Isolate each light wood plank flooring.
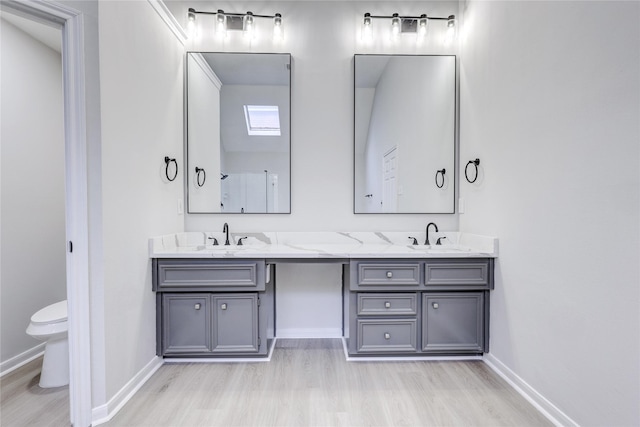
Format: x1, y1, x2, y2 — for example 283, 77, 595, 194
0, 356, 69, 427
1, 339, 552, 426
105, 339, 551, 427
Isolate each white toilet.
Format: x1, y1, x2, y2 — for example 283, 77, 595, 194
26, 300, 69, 388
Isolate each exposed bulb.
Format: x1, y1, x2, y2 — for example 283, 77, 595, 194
362, 13, 372, 41
418, 14, 427, 38
391, 13, 400, 37
187, 9, 197, 37
216, 10, 226, 37
244, 12, 255, 39
273, 13, 283, 40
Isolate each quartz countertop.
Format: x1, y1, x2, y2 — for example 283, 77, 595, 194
149, 232, 498, 259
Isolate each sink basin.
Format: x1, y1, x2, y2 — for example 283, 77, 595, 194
407, 244, 470, 253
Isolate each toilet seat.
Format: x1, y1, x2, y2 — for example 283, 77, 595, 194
30, 300, 67, 325
26, 300, 68, 339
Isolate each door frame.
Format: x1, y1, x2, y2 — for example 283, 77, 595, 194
1, 1, 92, 425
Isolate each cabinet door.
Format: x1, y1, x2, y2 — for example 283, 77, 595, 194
212, 294, 259, 353
162, 294, 211, 355
422, 293, 483, 353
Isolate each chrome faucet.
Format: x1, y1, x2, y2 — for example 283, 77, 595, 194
425, 222, 438, 246
222, 223, 230, 245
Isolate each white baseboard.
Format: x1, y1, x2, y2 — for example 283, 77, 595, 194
91, 356, 163, 426
0, 343, 45, 377
276, 328, 342, 339
483, 353, 578, 427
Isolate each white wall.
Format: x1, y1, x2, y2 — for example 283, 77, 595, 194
0, 18, 66, 368
98, 0, 184, 401
459, 1, 640, 425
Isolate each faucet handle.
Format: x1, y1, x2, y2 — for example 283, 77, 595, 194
436, 236, 447, 245
408, 237, 418, 245
237, 237, 248, 246
207, 237, 219, 245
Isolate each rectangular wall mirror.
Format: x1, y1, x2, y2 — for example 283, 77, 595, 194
187, 52, 291, 213
354, 54, 456, 214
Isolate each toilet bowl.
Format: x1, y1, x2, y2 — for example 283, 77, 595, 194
26, 300, 69, 388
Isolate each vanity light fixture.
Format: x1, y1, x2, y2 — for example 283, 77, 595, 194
361, 12, 455, 42
187, 8, 283, 40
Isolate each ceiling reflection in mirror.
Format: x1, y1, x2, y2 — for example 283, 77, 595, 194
354, 55, 455, 214
187, 52, 291, 213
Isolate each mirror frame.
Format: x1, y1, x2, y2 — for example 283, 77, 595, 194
185, 51, 292, 214
353, 54, 457, 214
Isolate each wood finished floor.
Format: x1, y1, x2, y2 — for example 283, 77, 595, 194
1, 339, 552, 426
106, 339, 551, 427
0, 356, 69, 427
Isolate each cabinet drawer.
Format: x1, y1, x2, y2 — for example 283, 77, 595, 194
425, 262, 488, 287
356, 262, 421, 287
357, 293, 418, 316
356, 319, 418, 353
156, 260, 265, 291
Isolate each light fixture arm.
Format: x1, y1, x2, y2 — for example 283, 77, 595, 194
188, 8, 281, 20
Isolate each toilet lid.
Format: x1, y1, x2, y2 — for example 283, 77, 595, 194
31, 300, 67, 324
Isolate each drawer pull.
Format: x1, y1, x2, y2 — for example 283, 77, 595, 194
384, 332, 391, 340
386, 271, 393, 278
384, 301, 391, 309
221, 303, 227, 310
432, 302, 439, 309
194, 303, 201, 310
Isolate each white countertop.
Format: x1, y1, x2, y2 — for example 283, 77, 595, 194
149, 231, 498, 259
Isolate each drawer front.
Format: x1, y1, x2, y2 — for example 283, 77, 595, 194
357, 263, 421, 287
425, 262, 488, 287
157, 260, 264, 290
356, 319, 418, 353
357, 293, 418, 316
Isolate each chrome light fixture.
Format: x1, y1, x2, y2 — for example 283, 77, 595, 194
361, 12, 456, 42
187, 8, 283, 40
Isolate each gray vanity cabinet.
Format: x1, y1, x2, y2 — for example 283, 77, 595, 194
153, 259, 274, 358
346, 258, 493, 357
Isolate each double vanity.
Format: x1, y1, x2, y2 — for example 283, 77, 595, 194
150, 231, 497, 360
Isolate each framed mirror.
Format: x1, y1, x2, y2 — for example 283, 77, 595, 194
354, 54, 456, 214
186, 52, 291, 213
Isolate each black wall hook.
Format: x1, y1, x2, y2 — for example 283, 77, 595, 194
164, 157, 178, 181
195, 167, 206, 187
465, 158, 480, 183
435, 168, 446, 188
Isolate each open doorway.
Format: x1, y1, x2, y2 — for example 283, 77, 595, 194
0, 2, 92, 426
1, 9, 68, 423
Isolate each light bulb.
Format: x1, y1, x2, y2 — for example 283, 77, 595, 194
418, 14, 427, 38
444, 15, 456, 44
187, 10, 197, 37
273, 13, 283, 40
362, 13, 372, 41
391, 13, 400, 38
216, 10, 226, 37
244, 12, 254, 39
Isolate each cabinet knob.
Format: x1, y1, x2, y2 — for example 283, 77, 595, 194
384, 301, 391, 309
432, 302, 439, 309
194, 303, 201, 310
384, 332, 391, 340
386, 271, 393, 278
221, 303, 227, 310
